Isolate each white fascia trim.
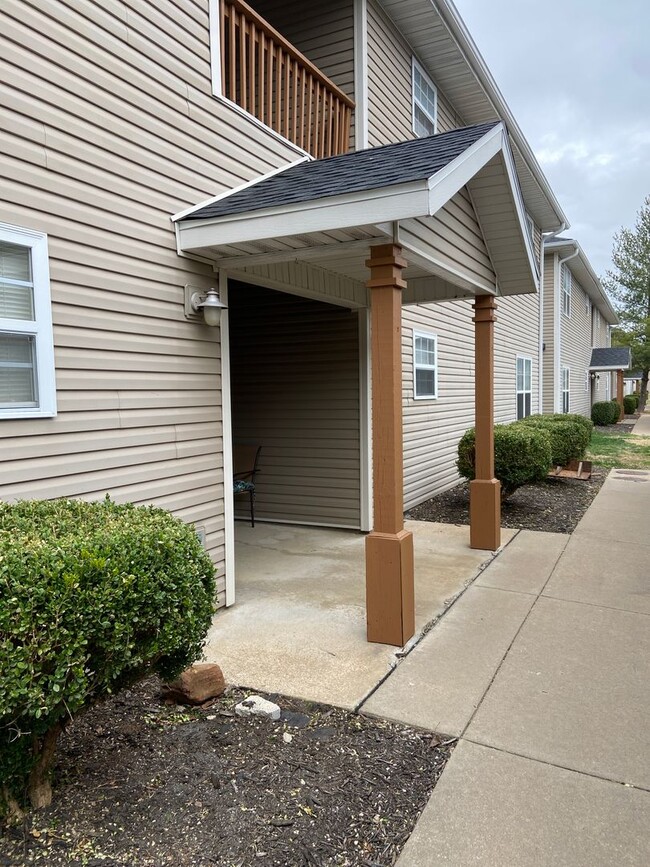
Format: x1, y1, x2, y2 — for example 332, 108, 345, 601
589, 365, 630, 372
178, 180, 431, 250
427, 123, 503, 213
354, 0, 369, 150
499, 130, 540, 288
171, 156, 311, 223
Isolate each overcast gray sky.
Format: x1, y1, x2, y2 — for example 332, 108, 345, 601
453, 0, 650, 278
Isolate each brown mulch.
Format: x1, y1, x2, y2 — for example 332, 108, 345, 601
0, 679, 452, 867
407, 466, 608, 534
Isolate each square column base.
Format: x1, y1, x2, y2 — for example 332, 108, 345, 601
470, 478, 501, 551
365, 529, 415, 647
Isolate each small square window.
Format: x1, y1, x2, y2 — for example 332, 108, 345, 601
413, 331, 437, 399
412, 58, 437, 138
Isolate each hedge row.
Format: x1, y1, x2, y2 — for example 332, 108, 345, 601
0, 498, 216, 814
457, 412, 593, 499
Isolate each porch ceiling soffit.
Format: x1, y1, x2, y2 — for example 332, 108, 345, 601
377, 0, 567, 232
174, 122, 537, 302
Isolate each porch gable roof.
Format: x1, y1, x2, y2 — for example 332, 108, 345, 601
178, 123, 498, 222
589, 347, 632, 371
174, 122, 539, 303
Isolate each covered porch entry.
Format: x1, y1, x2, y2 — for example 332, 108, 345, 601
174, 122, 538, 647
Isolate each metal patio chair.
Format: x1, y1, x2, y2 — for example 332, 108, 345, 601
233, 444, 262, 528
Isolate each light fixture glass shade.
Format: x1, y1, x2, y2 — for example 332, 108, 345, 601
193, 288, 226, 327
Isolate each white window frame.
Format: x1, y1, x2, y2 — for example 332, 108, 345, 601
584, 289, 590, 315
516, 355, 532, 419
561, 264, 571, 318
0, 223, 56, 418
596, 308, 601, 329
413, 330, 438, 400
561, 365, 570, 414
584, 370, 589, 393
412, 57, 437, 138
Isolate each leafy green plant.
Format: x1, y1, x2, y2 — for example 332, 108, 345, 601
0, 498, 215, 815
517, 415, 591, 466
591, 401, 620, 426
457, 424, 552, 499
624, 394, 637, 414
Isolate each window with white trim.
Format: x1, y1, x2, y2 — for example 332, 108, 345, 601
561, 265, 571, 317
0, 224, 56, 418
584, 289, 590, 315
413, 331, 437, 399
516, 355, 532, 419
561, 366, 570, 413
412, 58, 437, 138
584, 370, 589, 393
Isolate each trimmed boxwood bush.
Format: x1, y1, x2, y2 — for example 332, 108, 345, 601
624, 395, 637, 414
517, 414, 591, 466
0, 498, 215, 815
457, 423, 552, 499
591, 401, 619, 426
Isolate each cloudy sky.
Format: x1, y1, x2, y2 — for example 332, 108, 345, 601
453, 0, 650, 278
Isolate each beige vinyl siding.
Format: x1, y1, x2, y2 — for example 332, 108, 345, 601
253, 0, 355, 146
495, 294, 540, 421
367, 0, 463, 148
399, 189, 496, 293
402, 299, 475, 506
542, 253, 557, 413
559, 270, 592, 417
229, 282, 361, 528
0, 0, 302, 608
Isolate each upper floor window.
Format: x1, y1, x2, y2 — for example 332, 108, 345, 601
516, 356, 532, 419
412, 58, 437, 138
413, 330, 438, 399
595, 308, 601, 329
0, 224, 56, 418
561, 265, 571, 317
584, 289, 590, 315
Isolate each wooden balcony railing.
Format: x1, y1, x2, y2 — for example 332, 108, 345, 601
221, 0, 355, 158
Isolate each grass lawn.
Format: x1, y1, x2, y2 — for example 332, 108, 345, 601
587, 429, 650, 470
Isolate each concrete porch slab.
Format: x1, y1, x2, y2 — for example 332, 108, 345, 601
203, 521, 515, 709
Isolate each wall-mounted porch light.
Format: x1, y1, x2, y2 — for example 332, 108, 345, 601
186, 287, 227, 327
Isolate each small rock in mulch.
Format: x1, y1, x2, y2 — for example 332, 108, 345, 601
407, 466, 607, 534
162, 662, 226, 706
0, 679, 452, 867
235, 694, 282, 720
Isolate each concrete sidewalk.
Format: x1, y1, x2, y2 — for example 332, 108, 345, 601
362, 468, 650, 865
630, 408, 650, 436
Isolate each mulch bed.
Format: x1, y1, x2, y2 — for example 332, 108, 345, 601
407, 466, 608, 534
0, 679, 452, 867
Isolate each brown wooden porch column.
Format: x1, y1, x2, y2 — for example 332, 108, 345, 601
365, 244, 415, 647
470, 295, 501, 551
617, 370, 625, 421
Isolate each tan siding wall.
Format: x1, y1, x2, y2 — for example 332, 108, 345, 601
560, 270, 592, 417
591, 304, 613, 403
542, 252, 557, 413
229, 283, 361, 527
0, 0, 301, 608
366, 0, 463, 148
402, 290, 539, 508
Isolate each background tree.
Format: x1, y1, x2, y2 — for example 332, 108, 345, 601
604, 195, 650, 411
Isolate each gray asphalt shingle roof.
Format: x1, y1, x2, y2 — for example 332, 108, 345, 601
181, 122, 499, 222
590, 347, 632, 369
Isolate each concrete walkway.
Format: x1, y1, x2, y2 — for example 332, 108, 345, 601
631, 407, 650, 436
362, 468, 650, 865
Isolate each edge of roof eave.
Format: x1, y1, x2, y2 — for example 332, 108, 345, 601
544, 238, 619, 324
435, 0, 569, 231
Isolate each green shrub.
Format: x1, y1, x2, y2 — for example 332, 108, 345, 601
0, 498, 215, 814
591, 401, 619, 426
457, 424, 552, 499
610, 399, 623, 422
630, 394, 639, 409
624, 395, 637, 414
517, 415, 591, 466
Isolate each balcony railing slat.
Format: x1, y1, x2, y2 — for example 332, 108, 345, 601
222, 0, 353, 158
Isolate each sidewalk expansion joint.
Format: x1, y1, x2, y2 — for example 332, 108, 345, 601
461, 737, 650, 794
